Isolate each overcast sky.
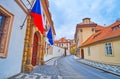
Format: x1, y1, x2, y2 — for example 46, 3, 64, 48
49, 0, 120, 40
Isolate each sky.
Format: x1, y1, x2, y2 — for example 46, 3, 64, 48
49, 0, 120, 40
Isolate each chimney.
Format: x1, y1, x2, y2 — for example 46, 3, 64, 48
83, 18, 91, 24
116, 18, 120, 22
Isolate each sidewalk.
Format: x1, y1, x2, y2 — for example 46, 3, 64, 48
74, 56, 120, 76
8, 57, 62, 79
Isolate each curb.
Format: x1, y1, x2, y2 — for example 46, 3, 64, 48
45, 56, 61, 64
77, 60, 120, 77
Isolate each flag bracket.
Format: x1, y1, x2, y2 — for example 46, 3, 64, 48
20, 15, 28, 29
20, 0, 33, 29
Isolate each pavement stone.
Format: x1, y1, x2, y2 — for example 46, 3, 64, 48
74, 56, 120, 76
9, 57, 62, 79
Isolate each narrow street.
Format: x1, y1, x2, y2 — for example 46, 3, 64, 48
11, 55, 120, 79
57, 56, 120, 79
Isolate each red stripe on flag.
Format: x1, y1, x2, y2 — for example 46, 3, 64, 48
30, 12, 45, 34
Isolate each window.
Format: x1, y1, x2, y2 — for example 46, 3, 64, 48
27, 0, 34, 5
87, 47, 90, 56
112, 24, 120, 31
0, 6, 14, 58
92, 28, 95, 32
105, 42, 112, 55
62, 43, 63, 46
80, 29, 82, 32
15, 0, 34, 14
0, 13, 5, 41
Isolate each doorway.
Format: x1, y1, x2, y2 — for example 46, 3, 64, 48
32, 33, 38, 66
81, 49, 84, 59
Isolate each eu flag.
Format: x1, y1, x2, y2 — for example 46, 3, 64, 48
47, 27, 54, 45
30, 0, 44, 34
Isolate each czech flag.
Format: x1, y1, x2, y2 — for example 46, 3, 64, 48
30, 0, 44, 34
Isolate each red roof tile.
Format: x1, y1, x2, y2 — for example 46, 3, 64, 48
81, 21, 120, 47
54, 37, 70, 44
95, 25, 105, 32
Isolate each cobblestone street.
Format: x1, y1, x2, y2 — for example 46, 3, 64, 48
9, 56, 120, 79
76, 56, 120, 76
9, 57, 62, 79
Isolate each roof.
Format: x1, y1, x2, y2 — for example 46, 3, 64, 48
54, 37, 70, 43
95, 25, 105, 32
77, 23, 97, 28
81, 20, 120, 47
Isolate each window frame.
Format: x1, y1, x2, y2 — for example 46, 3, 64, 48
105, 42, 113, 56
87, 47, 90, 56
0, 5, 14, 58
80, 29, 83, 32
15, 0, 34, 14
0, 13, 6, 40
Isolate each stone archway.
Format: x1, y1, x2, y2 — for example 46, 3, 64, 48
21, 15, 44, 72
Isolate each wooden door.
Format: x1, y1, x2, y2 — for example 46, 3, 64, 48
32, 33, 38, 66
81, 49, 84, 59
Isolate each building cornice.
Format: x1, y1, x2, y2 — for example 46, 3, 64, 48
77, 23, 97, 28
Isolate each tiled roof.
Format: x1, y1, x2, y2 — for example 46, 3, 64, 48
95, 25, 105, 32
77, 23, 97, 28
81, 20, 120, 47
54, 37, 70, 43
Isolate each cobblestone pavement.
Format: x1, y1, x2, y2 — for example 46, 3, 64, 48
74, 56, 120, 76
8, 56, 120, 79
9, 57, 62, 79
56, 57, 83, 79
56, 56, 120, 79
9, 72, 62, 79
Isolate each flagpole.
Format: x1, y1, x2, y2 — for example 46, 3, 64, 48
20, 16, 28, 29
20, 0, 33, 29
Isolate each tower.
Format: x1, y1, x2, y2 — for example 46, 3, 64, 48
75, 18, 97, 58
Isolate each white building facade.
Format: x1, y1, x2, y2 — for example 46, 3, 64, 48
54, 37, 71, 56
0, 0, 28, 78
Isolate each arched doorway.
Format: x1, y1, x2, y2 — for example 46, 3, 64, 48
81, 49, 84, 59
32, 32, 38, 66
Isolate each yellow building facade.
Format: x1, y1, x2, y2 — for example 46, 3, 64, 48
82, 37, 120, 66
75, 18, 120, 66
